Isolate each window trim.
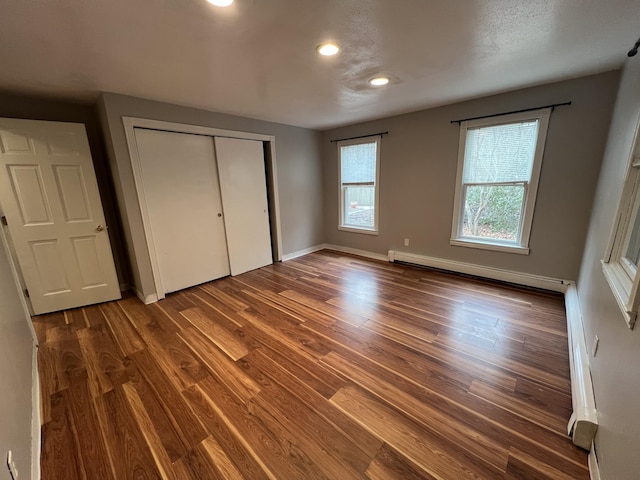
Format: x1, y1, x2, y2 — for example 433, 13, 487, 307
602, 116, 640, 329
337, 135, 381, 234
450, 108, 551, 253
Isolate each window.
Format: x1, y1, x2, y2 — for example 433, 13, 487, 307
451, 109, 551, 254
338, 136, 381, 234
602, 119, 640, 329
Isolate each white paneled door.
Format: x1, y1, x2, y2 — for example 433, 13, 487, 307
215, 137, 273, 275
0, 118, 120, 314
133, 128, 231, 293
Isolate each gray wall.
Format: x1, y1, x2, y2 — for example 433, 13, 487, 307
98, 93, 324, 299
0, 230, 35, 479
576, 58, 640, 480
322, 71, 620, 280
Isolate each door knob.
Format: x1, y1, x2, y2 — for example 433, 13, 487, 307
96, 224, 105, 232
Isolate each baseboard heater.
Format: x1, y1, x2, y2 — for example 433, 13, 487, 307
387, 250, 569, 292
388, 250, 597, 450
565, 285, 598, 450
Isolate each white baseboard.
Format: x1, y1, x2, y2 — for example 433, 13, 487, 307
281, 244, 327, 261
565, 284, 598, 450
282, 244, 389, 262
134, 288, 158, 305
589, 444, 601, 480
388, 250, 571, 292
31, 342, 40, 480
323, 244, 388, 262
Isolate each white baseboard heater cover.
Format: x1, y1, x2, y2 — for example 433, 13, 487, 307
387, 250, 569, 292
565, 285, 598, 450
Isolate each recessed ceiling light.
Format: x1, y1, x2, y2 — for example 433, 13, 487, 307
369, 76, 390, 86
207, 0, 233, 6
317, 43, 340, 56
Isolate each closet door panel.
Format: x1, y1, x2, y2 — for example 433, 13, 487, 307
214, 137, 273, 275
134, 128, 230, 293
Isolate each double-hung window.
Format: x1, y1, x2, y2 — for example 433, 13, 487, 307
338, 136, 381, 234
602, 118, 640, 329
451, 109, 551, 254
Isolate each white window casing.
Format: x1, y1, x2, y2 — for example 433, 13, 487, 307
450, 108, 551, 254
337, 135, 381, 235
602, 115, 640, 329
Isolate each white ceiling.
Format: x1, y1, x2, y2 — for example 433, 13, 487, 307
1, 0, 639, 130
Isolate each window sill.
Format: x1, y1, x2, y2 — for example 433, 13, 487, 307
601, 260, 637, 329
450, 238, 530, 255
338, 226, 379, 236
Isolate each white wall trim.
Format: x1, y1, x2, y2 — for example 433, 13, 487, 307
122, 116, 282, 302
388, 250, 571, 292
282, 244, 389, 262
565, 284, 598, 450
589, 444, 601, 480
324, 244, 389, 261
31, 343, 40, 480
122, 117, 273, 142
281, 244, 327, 261
133, 287, 158, 305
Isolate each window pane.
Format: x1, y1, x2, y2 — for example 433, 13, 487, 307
463, 121, 538, 183
341, 142, 377, 184
462, 185, 524, 241
344, 186, 375, 228
624, 201, 640, 270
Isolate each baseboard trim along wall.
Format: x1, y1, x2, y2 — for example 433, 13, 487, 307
282, 244, 388, 262
589, 444, 601, 480
324, 244, 389, 262
31, 342, 41, 480
565, 284, 598, 450
281, 244, 327, 261
133, 287, 158, 305
387, 250, 571, 292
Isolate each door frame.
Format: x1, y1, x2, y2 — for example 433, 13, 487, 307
122, 117, 283, 301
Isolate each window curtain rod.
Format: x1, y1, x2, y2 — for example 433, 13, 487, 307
450, 102, 571, 124
330, 131, 389, 143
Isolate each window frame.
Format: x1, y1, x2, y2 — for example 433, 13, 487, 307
450, 108, 551, 254
337, 135, 381, 235
602, 116, 640, 329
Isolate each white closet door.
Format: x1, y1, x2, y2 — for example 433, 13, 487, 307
134, 128, 230, 293
214, 137, 273, 275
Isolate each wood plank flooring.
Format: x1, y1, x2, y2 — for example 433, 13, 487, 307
35, 250, 589, 479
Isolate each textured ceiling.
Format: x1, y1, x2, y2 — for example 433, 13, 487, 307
0, 0, 638, 129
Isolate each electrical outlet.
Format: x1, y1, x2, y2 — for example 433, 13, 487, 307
404, 238, 410, 246
592, 335, 600, 357
6, 450, 18, 479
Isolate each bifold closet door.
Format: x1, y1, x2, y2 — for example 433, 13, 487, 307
214, 137, 273, 275
134, 128, 230, 293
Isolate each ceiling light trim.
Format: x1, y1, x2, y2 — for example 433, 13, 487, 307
369, 76, 390, 86
207, 0, 234, 7
317, 43, 340, 56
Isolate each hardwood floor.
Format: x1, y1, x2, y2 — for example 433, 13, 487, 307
34, 250, 589, 479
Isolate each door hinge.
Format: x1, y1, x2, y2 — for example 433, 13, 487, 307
1, 216, 7, 226
24, 288, 29, 298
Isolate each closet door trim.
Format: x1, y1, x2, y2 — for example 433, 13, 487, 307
122, 116, 282, 301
